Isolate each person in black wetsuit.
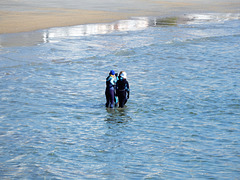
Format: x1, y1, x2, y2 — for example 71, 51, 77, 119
116, 71, 130, 108
105, 70, 117, 108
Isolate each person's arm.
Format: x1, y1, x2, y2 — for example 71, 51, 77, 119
110, 77, 115, 86
126, 81, 130, 99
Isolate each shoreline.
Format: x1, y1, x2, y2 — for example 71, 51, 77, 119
0, 0, 239, 34
0, 9, 135, 34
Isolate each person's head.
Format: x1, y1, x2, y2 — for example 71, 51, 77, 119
120, 71, 127, 79
109, 70, 115, 76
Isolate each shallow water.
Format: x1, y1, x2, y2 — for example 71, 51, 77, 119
0, 13, 240, 179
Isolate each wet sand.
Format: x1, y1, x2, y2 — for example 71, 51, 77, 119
0, 8, 134, 34
0, 0, 239, 34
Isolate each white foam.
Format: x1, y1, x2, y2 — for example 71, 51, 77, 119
184, 13, 240, 24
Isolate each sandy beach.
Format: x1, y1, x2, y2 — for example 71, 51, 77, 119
0, 0, 239, 34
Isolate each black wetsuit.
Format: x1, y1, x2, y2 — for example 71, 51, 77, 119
105, 75, 116, 108
116, 77, 130, 108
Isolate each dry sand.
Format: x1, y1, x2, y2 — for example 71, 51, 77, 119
0, 0, 239, 34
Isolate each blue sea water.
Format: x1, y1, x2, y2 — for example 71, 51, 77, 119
0, 13, 240, 179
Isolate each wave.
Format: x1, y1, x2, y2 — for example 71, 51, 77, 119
42, 13, 239, 43
166, 33, 240, 46
182, 13, 240, 25
114, 49, 136, 56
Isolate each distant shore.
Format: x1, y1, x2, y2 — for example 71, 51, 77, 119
0, 0, 239, 34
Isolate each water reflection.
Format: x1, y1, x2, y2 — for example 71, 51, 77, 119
0, 17, 149, 47
105, 108, 132, 124
0, 16, 189, 47
43, 16, 188, 42
0, 15, 180, 47
0, 31, 45, 47
43, 17, 150, 42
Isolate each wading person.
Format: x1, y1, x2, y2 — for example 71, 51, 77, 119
105, 70, 117, 108
116, 71, 130, 108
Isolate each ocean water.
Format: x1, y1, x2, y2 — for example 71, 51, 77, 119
0, 13, 240, 179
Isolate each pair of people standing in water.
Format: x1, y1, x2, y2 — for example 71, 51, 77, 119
105, 70, 130, 108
